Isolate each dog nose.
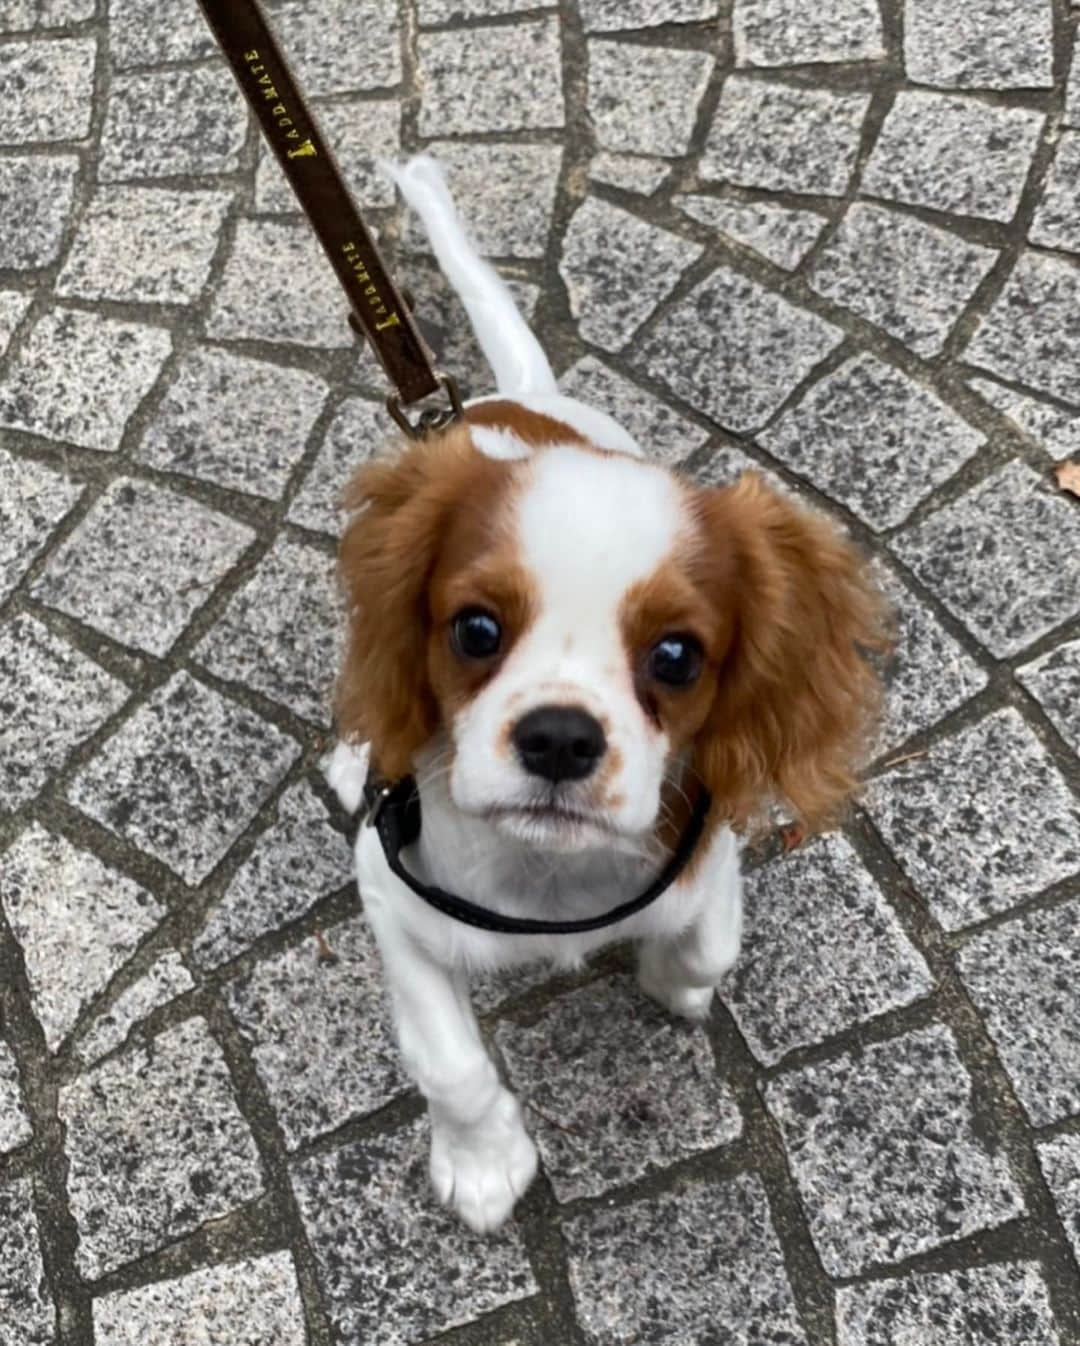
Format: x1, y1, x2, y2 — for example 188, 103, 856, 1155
512, 705, 607, 783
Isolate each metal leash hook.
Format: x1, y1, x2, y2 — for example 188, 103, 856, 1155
196, 0, 464, 440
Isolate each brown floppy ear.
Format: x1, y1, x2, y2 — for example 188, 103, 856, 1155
691, 472, 890, 834
336, 423, 485, 778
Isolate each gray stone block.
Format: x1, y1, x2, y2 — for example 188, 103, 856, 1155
496, 975, 742, 1201
1038, 1133, 1080, 1269
580, 0, 718, 27
559, 197, 703, 352
587, 39, 712, 157
0, 154, 78, 269
0, 615, 128, 813
0, 38, 95, 144
765, 1025, 1026, 1275
33, 477, 255, 658
108, 0, 218, 67
1031, 132, 1080, 254
968, 375, 1080, 460
889, 459, 1080, 658
702, 76, 870, 196
292, 1119, 536, 1342
637, 265, 844, 432
271, 0, 400, 95
69, 672, 299, 886
77, 953, 195, 1066
59, 1016, 265, 1279
723, 834, 933, 1066
903, 0, 1054, 89
759, 352, 984, 529
0, 1180, 54, 1346
1018, 638, 1080, 755
864, 708, 1080, 930
563, 1174, 807, 1345
0, 1040, 31, 1154
589, 152, 670, 195
287, 395, 384, 536
0, 446, 82, 605
734, 0, 884, 66
675, 193, 827, 270
0, 822, 164, 1053
226, 917, 409, 1148
0, 290, 31, 355
809, 203, 998, 356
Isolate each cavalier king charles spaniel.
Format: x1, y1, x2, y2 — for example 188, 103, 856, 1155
327, 156, 887, 1233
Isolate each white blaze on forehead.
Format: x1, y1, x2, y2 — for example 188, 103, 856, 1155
516, 446, 686, 610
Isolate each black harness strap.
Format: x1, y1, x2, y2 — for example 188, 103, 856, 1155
364, 776, 713, 936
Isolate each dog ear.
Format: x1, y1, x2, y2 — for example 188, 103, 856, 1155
336, 424, 487, 779
690, 473, 890, 833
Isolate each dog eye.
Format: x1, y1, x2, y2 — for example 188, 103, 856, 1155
648, 634, 703, 688
451, 608, 502, 659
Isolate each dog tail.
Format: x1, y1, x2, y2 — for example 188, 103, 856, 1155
383, 154, 558, 398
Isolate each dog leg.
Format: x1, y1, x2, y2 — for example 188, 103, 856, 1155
638, 868, 743, 1021
369, 912, 537, 1232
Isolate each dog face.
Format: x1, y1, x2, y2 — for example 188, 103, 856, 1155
337, 407, 886, 852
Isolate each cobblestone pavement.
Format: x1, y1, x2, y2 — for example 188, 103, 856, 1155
1, 0, 1079, 1342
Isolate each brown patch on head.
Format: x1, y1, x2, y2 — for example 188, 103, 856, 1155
336, 422, 535, 778
465, 399, 588, 448
687, 472, 890, 834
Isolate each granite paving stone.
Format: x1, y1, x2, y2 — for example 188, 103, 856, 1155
192, 781, 352, 970
967, 252, 1080, 402
579, 0, 718, 28
862, 90, 1043, 224
702, 76, 870, 197
1030, 132, 1080, 253
809, 203, 998, 356
32, 477, 255, 658
0, 615, 128, 813
68, 672, 300, 885
835, 1262, 1062, 1346
1069, 47, 1080, 128
59, 1016, 265, 1279
402, 142, 562, 259
0, 1180, 54, 1346
675, 193, 827, 269
417, 0, 540, 20
496, 975, 741, 1201
0, 38, 96, 144
93, 1251, 308, 1346
98, 66, 247, 182
586, 39, 713, 157
226, 917, 409, 1148
0, 307, 172, 451
286, 395, 384, 535
38, 0, 95, 22
889, 459, 1080, 658
0, 1041, 31, 1154
559, 354, 709, 463
588, 152, 671, 194
968, 375, 1080, 459
56, 187, 233, 306
207, 219, 353, 349
137, 346, 328, 500
0, 153, 78, 269
957, 898, 1080, 1126
0, 822, 164, 1053
255, 98, 400, 215
761, 352, 983, 529
1018, 638, 1080, 755
1038, 1133, 1080, 1268
76, 953, 195, 1065
0, 0, 36, 25
871, 561, 989, 751
107, 0, 218, 68
765, 1025, 1026, 1276
0, 290, 31, 355
733, 0, 884, 67
904, 0, 1054, 90
637, 265, 844, 431
563, 1174, 807, 1345
194, 536, 343, 724
271, 0, 401, 96
864, 708, 1080, 930
722, 835, 933, 1065
0, 447, 81, 605
292, 1119, 537, 1343
559, 197, 702, 352
417, 18, 564, 136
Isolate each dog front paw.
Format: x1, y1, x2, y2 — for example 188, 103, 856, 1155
429, 1091, 538, 1233
638, 945, 716, 1022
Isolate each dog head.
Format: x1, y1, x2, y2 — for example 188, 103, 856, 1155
337, 404, 887, 854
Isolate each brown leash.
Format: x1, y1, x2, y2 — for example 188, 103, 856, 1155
195, 0, 462, 438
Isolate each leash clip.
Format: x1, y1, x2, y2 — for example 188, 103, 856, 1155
387, 372, 464, 440
361, 779, 394, 829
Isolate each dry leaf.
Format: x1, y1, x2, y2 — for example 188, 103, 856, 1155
780, 823, 805, 853
1055, 459, 1080, 498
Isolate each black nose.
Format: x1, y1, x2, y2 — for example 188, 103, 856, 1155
512, 705, 607, 783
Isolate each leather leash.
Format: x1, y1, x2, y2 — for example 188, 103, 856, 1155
195, 0, 462, 438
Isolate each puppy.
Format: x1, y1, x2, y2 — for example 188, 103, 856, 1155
328, 157, 886, 1233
